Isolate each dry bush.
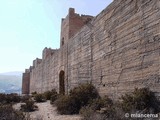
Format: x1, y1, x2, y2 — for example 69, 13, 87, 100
0, 93, 21, 104
55, 83, 99, 114
21, 99, 37, 112
0, 104, 25, 120
34, 93, 46, 103
50, 90, 58, 104
80, 96, 116, 120
55, 95, 76, 114
120, 87, 160, 113
80, 88, 160, 120
44, 89, 58, 100
21, 95, 30, 103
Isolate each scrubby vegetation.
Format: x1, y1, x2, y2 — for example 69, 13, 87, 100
0, 93, 39, 119
69, 83, 99, 107
0, 93, 21, 104
33, 93, 46, 102
119, 87, 160, 113
80, 87, 160, 120
55, 95, 76, 114
80, 96, 117, 120
50, 84, 160, 120
31, 91, 37, 97
1, 85, 159, 120
50, 89, 58, 104
32, 89, 58, 103
21, 95, 30, 103
44, 89, 58, 101
87, 96, 113, 111
0, 104, 25, 120
0, 93, 26, 120
55, 83, 99, 114
21, 99, 37, 112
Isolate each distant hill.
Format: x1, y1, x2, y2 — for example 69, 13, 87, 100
0, 71, 23, 94
0, 71, 22, 76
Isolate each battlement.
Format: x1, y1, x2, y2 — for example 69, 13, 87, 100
25, 69, 30, 73
68, 8, 75, 16
33, 58, 42, 68
60, 8, 94, 47
42, 47, 57, 59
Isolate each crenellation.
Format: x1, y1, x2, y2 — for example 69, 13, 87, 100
68, 8, 75, 16
42, 47, 55, 59
33, 58, 42, 68
25, 69, 30, 73
60, 8, 94, 48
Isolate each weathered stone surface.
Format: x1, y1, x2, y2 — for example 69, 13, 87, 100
22, 69, 30, 94
22, 0, 160, 99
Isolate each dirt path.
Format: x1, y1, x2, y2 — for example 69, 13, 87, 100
14, 101, 81, 120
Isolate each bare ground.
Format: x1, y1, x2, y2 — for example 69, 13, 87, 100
13, 101, 81, 120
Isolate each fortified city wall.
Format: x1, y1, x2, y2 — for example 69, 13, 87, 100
22, 0, 160, 99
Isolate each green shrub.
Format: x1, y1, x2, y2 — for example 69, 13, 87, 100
0, 93, 21, 104
79, 106, 95, 120
80, 88, 160, 120
55, 95, 77, 114
31, 91, 37, 95
6, 93, 21, 103
21, 95, 30, 103
44, 89, 58, 100
80, 96, 116, 120
34, 93, 46, 102
31, 91, 37, 97
0, 104, 25, 120
55, 83, 99, 114
88, 96, 113, 111
69, 83, 99, 107
21, 99, 37, 112
80, 106, 115, 120
50, 94, 58, 104
43, 91, 52, 100
120, 87, 160, 113
0, 93, 6, 103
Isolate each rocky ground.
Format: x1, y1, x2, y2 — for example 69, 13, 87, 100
14, 101, 81, 120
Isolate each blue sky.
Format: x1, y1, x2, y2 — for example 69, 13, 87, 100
0, 0, 112, 73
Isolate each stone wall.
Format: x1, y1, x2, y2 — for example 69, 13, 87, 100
60, 8, 93, 47
22, 0, 160, 99
29, 48, 60, 93
22, 69, 30, 94
90, 0, 160, 99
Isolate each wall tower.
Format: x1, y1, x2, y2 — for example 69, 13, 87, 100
60, 8, 94, 47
